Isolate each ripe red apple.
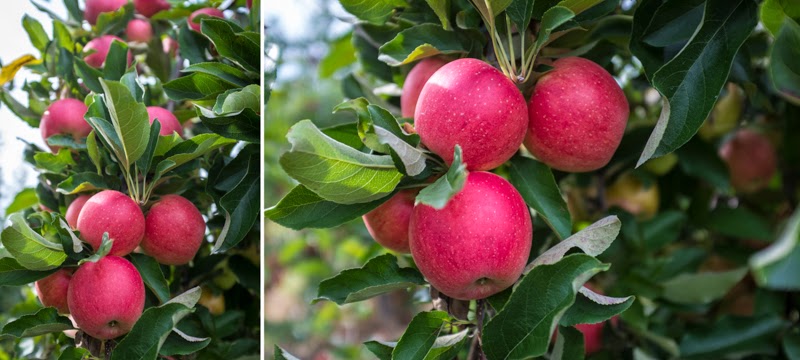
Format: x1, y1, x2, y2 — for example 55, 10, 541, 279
40, 98, 91, 153
68, 256, 144, 340
525, 57, 629, 172
65, 194, 92, 229
188, 8, 224, 32
247, 0, 253, 9
83, 35, 132, 68
141, 195, 206, 265
125, 19, 153, 43
400, 57, 448, 118
146, 106, 183, 137
77, 190, 145, 256
35, 268, 73, 314
719, 129, 777, 193
133, 0, 170, 17
363, 189, 417, 253
84, 0, 127, 25
409, 171, 532, 300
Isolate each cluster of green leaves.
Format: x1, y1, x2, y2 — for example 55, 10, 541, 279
267, 0, 800, 358
0, 0, 261, 358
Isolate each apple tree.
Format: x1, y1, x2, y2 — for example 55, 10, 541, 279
267, 0, 800, 358
0, 0, 260, 358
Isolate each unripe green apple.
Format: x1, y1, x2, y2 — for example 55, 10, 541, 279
141, 195, 206, 265
643, 153, 678, 176
605, 172, 660, 219
35, 268, 73, 314
400, 57, 448, 118
133, 0, 170, 17
83, 35, 132, 69
362, 189, 417, 253
146, 106, 183, 137
699, 83, 743, 140
40, 99, 91, 153
199, 287, 225, 315
126, 19, 153, 43
410, 172, 532, 300
84, 0, 127, 25
525, 57, 629, 172
65, 194, 92, 229
77, 190, 145, 256
68, 256, 144, 340
719, 129, 777, 193
415, 58, 528, 171
188, 8, 224, 32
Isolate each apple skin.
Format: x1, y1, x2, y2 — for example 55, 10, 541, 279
133, 0, 170, 17
141, 195, 206, 265
188, 8, 224, 32
84, 0, 127, 25
126, 19, 153, 43
699, 83, 743, 140
65, 194, 92, 229
400, 57, 448, 118
146, 107, 183, 137
410, 171, 532, 300
525, 57, 629, 172
415, 58, 528, 171
719, 129, 777, 193
247, 0, 253, 9
363, 189, 417, 253
605, 172, 659, 219
199, 287, 225, 315
68, 256, 144, 340
35, 268, 73, 314
83, 35, 132, 69
40, 99, 91, 153
77, 190, 145, 256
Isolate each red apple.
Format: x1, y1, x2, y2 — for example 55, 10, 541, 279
133, 0, 170, 17
65, 194, 92, 229
146, 106, 183, 137
84, 0, 127, 25
125, 18, 153, 43
162, 36, 179, 56
83, 35, 132, 68
363, 189, 417, 253
401, 57, 448, 118
141, 195, 206, 265
525, 57, 629, 172
77, 190, 145, 256
68, 256, 144, 339
410, 171, 532, 300
719, 129, 777, 193
247, 0, 253, 9
415, 58, 527, 171
35, 268, 73, 314
188, 8, 224, 32
40, 99, 91, 153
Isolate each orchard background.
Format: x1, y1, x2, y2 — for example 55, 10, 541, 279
266, 0, 800, 359
0, 0, 261, 359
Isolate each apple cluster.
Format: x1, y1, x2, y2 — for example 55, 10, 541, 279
31, 0, 220, 341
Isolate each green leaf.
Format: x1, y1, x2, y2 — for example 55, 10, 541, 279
279, 120, 403, 204
339, 0, 409, 24
200, 19, 260, 72
110, 288, 201, 360
392, 311, 450, 360
661, 268, 748, 305
482, 254, 608, 359
74, 58, 104, 93
164, 72, 239, 101
560, 288, 634, 326
212, 147, 260, 253
552, 326, 585, 360
0, 258, 56, 286
507, 0, 535, 31
707, 205, 772, 241
130, 253, 170, 304
0, 89, 41, 127
99, 79, 150, 169
0, 213, 66, 271
677, 138, 730, 190
34, 148, 76, 173
416, 146, 466, 210
784, 330, 800, 360
80, 234, 112, 263
530, 6, 576, 57
680, 315, 784, 359
213, 84, 261, 114
197, 107, 260, 143
135, 118, 161, 175
58, 347, 91, 360
0, 308, 73, 338
366, 329, 469, 360
93, 2, 134, 35
425, 0, 452, 30
768, 18, 800, 105
319, 33, 357, 78
56, 172, 109, 194
22, 15, 49, 52
528, 216, 620, 269
629, 0, 704, 78
750, 208, 800, 290
274, 345, 301, 360
378, 24, 484, 66
177, 22, 210, 65
103, 40, 129, 81
265, 185, 391, 230
159, 329, 211, 356
509, 155, 572, 240
152, 134, 237, 183
761, 0, 800, 36
182, 62, 252, 87
634, 0, 758, 165
5, 188, 38, 215
315, 254, 425, 305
